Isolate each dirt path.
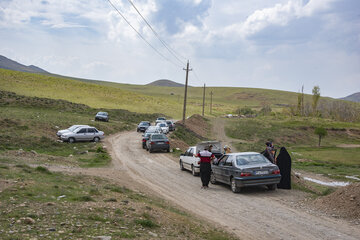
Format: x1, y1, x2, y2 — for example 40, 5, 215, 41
103, 131, 360, 240
211, 118, 239, 151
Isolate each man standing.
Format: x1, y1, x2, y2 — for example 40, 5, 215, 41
197, 145, 215, 189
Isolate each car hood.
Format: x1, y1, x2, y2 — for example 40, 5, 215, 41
57, 129, 70, 134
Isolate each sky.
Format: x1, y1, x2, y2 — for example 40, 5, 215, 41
0, 0, 359, 98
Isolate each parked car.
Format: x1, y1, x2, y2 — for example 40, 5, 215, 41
137, 121, 151, 132
56, 125, 89, 138
146, 133, 170, 153
142, 132, 153, 149
166, 120, 175, 131
210, 152, 281, 193
61, 126, 104, 143
155, 117, 166, 124
179, 141, 222, 176
145, 126, 163, 134
95, 112, 109, 122
156, 122, 169, 134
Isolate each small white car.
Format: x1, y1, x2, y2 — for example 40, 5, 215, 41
156, 122, 169, 134
179, 141, 222, 176
156, 117, 166, 124
61, 126, 104, 143
179, 146, 200, 176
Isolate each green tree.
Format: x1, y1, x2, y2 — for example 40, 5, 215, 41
312, 86, 320, 116
314, 127, 327, 147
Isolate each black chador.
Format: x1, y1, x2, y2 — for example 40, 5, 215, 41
276, 147, 291, 189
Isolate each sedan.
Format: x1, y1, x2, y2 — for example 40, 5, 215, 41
61, 126, 104, 143
95, 112, 109, 122
137, 121, 151, 132
56, 125, 89, 138
211, 152, 281, 193
156, 122, 169, 134
146, 133, 170, 153
155, 117, 166, 124
166, 120, 175, 131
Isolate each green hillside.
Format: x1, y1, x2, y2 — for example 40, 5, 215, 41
0, 68, 339, 118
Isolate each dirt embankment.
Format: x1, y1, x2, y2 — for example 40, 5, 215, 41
314, 183, 360, 220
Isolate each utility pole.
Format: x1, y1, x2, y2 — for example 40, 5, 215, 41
202, 84, 206, 116
210, 91, 213, 115
182, 60, 192, 122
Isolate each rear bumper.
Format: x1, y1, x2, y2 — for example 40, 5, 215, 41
234, 175, 281, 187
149, 144, 170, 151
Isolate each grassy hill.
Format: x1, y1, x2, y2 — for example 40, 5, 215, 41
0, 68, 340, 119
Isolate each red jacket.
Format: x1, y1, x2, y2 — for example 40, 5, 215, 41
197, 150, 214, 163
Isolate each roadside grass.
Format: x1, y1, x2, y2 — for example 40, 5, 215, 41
0, 91, 157, 167
225, 116, 360, 181
0, 165, 238, 240
171, 124, 203, 146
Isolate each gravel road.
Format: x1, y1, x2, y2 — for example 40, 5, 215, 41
105, 131, 360, 240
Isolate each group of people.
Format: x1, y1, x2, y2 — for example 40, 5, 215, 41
196, 142, 292, 190
262, 141, 292, 189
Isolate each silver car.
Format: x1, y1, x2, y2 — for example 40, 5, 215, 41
61, 126, 104, 143
56, 125, 89, 137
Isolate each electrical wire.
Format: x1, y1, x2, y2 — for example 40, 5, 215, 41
126, 0, 187, 66
106, 0, 183, 68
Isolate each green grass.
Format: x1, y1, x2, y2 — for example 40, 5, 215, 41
1, 68, 351, 119
225, 116, 360, 180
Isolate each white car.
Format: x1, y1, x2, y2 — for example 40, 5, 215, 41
61, 126, 104, 143
56, 125, 89, 138
155, 117, 166, 124
179, 141, 222, 176
179, 146, 200, 176
156, 122, 169, 134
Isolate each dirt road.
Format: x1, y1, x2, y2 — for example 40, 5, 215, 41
105, 131, 360, 240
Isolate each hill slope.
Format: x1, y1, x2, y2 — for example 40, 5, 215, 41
147, 79, 185, 87
0, 55, 48, 74
341, 92, 360, 102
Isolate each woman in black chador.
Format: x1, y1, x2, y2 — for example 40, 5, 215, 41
276, 147, 292, 189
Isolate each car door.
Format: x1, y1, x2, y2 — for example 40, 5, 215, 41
75, 127, 87, 141
87, 128, 96, 141
223, 155, 235, 184
183, 147, 193, 170
216, 155, 229, 183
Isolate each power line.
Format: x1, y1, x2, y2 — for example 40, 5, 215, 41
106, 0, 182, 68
126, 0, 187, 66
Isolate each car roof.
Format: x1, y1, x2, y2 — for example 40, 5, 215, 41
227, 152, 260, 156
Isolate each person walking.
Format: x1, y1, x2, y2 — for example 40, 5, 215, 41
197, 145, 215, 189
276, 147, 292, 189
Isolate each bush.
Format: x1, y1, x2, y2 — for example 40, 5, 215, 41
235, 106, 255, 116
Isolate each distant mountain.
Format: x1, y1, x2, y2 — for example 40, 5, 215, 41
0, 55, 48, 74
147, 79, 186, 87
340, 92, 360, 102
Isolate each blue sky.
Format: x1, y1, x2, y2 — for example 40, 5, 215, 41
0, 0, 359, 98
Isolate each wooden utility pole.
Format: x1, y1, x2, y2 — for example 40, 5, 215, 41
210, 91, 213, 114
182, 60, 192, 122
202, 84, 206, 116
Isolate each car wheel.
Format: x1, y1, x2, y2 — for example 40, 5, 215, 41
142, 144, 145, 149
68, 137, 75, 144
231, 178, 241, 193
267, 184, 277, 191
137, 129, 139, 132
149, 148, 153, 153
180, 161, 185, 171
210, 171, 217, 184
191, 165, 198, 176
166, 148, 170, 153
93, 137, 100, 142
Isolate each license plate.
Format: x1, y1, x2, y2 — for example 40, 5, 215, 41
255, 170, 268, 175
157, 142, 164, 144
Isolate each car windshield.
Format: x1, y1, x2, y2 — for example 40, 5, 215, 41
98, 112, 107, 116
236, 154, 270, 165
68, 125, 80, 131
157, 117, 165, 120
159, 123, 166, 127
140, 122, 150, 126
152, 134, 166, 140
144, 133, 152, 137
